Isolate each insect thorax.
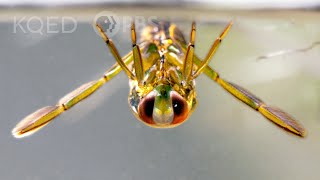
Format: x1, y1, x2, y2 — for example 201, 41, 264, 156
128, 22, 198, 121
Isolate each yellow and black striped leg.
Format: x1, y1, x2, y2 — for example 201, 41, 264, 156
193, 20, 233, 78
194, 57, 306, 137
216, 76, 306, 137
96, 23, 135, 80
131, 21, 144, 84
12, 53, 134, 138
183, 21, 196, 81
179, 21, 305, 137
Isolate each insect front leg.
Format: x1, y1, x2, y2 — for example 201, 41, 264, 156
192, 20, 233, 78
183, 21, 196, 81
96, 23, 135, 80
131, 21, 144, 84
12, 53, 133, 138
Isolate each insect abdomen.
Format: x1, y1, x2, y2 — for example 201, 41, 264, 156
141, 21, 187, 46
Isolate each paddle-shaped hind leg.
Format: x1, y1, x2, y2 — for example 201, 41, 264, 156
12, 49, 134, 139
193, 55, 306, 137
183, 21, 306, 137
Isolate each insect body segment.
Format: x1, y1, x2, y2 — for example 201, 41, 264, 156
12, 20, 306, 138
128, 21, 198, 128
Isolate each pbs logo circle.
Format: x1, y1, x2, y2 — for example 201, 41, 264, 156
93, 11, 120, 37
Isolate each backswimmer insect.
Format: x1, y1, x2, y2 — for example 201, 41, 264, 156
12, 20, 306, 138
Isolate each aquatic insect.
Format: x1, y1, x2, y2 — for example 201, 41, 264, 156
12, 21, 306, 138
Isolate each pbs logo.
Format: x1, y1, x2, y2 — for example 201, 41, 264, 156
93, 11, 120, 37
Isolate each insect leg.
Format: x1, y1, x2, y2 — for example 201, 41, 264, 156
131, 21, 144, 84
193, 21, 233, 78
193, 54, 306, 137
96, 23, 135, 80
183, 21, 195, 81
12, 53, 133, 138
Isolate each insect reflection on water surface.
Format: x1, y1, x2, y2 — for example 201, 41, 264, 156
12, 20, 306, 138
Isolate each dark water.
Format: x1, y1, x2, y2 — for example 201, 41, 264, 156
1, 9, 320, 180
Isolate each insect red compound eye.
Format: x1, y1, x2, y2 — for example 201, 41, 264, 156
171, 91, 189, 125
138, 92, 156, 125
